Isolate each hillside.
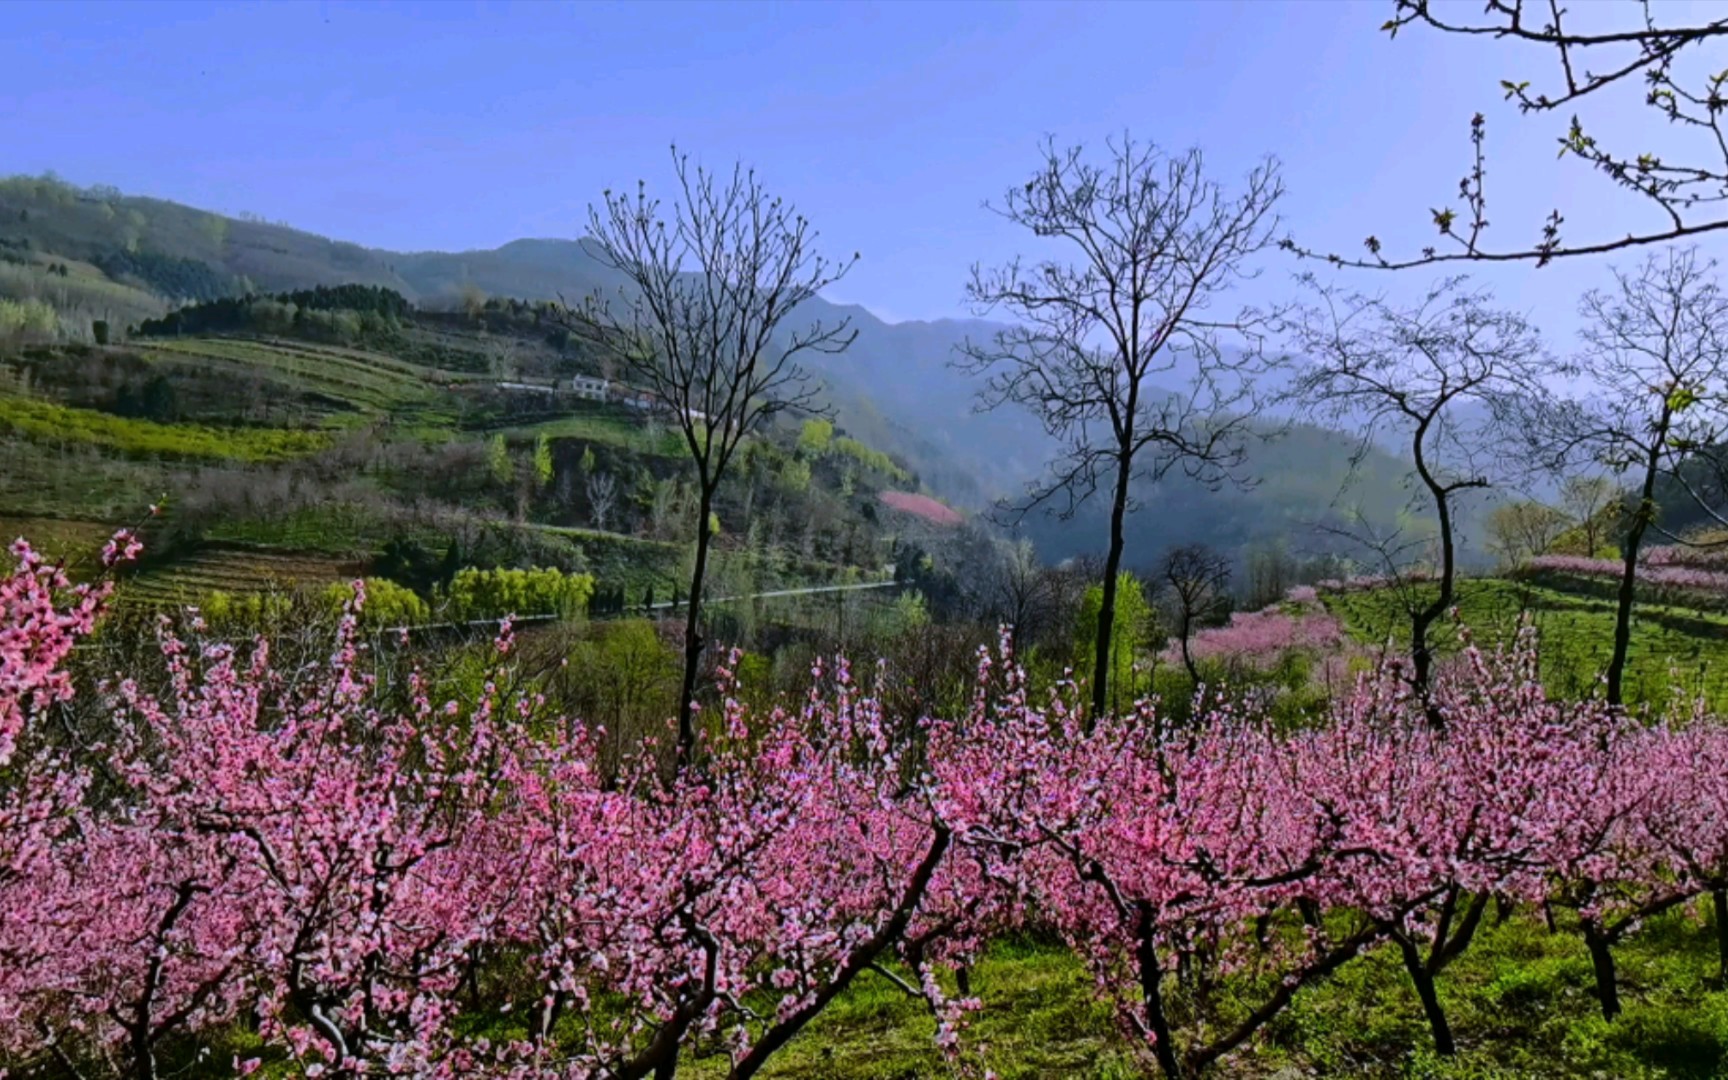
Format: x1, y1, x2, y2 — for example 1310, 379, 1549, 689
0, 172, 1483, 573
0, 282, 964, 623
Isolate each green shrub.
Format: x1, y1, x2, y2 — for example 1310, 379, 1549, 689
322, 578, 430, 629
442, 566, 595, 622
0, 297, 58, 340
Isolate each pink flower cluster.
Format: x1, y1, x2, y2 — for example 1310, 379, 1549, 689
1527, 553, 1728, 594
1315, 570, 1433, 594
1645, 544, 1728, 571
1165, 592, 1346, 671
6, 536, 1728, 1078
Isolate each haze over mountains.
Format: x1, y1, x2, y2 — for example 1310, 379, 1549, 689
1, 174, 1484, 570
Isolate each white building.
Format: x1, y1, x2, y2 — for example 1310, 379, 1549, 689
570, 375, 609, 402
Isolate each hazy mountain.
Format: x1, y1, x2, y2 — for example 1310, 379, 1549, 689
0, 173, 1490, 566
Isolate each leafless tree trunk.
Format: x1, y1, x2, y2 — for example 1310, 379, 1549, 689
955, 134, 1284, 723
1560, 474, 1620, 556
1286, 276, 1547, 711
1159, 543, 1231, 684
1532, 247, 1728, 706
561, 147, 858, 767
587, 469, 618, 531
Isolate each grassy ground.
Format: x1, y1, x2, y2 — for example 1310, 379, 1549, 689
1324, 578, 1728, 713
0, 394, 330, 461
198, 906, 1728, 1079
501, 409, 688, 456
675, 906, 1728, 1079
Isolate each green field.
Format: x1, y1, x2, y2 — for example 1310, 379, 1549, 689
670, 908, 1728, 1078
0, 395, 330, 461
119, 546, 361, 607
1324, 578, 1728, 712
500, 408, 688, 456
137, 336, 461, 427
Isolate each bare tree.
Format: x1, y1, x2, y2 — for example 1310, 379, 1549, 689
956, 134, 1284, 721
988, 536, 1067, 654
1285, 2, 1728, 269
1159, 543, 1232, 684
1486, 499, 1570, 568
1286, 276, 1547, 707
562, 147, 859, 766
1560, 474, 1620, 556
1533, 247, 1728, 705
587, 469, 618, 532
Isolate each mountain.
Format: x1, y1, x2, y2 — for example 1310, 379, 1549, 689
0, 173, 1486, 568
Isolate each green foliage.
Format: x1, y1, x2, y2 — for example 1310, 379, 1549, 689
441, 565, 594, 621
0, 297, 58, 339
797, 418, 834, 456
195, 589, 294, 628
777, 457, 811, 495
564, 619, 680, 752
486, 434, 512, 487
832, 435, 908, 480
135, 285, 410, 339
874, 588, 930, 638
1328, 577, 1728, 712
0, 396, 328, 461
93, 250, 242, 303
1075, 572, 1153, 705
321, 577, 430, 628
533, 434, 554, 488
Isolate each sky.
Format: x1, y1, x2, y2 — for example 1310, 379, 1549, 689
2, 0, 1723, 344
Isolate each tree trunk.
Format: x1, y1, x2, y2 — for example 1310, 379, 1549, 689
1133, 904, 1184, 1080
1394, 931, 1455, 1055
1583, 920, 1621, 1021
1494, 893, 1515, 926
677, 486, 716, 769
1608, 431, 1664, 707
1090, 451, 1134, 725
1714, 887, 1728, 987
1408, 417, 1458, 722
1409, 492, 1455, 715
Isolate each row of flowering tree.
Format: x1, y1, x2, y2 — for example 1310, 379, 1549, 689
6, 537, 1728, 1079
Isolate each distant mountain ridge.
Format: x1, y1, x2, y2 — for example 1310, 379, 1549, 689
0, 174, 1482, 567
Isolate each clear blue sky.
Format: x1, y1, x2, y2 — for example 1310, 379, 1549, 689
2, 0, 1721, 340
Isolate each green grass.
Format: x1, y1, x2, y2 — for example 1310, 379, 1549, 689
0, 395, 329, 462
1325, 578, 1728, 712
499, 409, 687, 456
684, 907, 1728, 1078
0, 436, 178, 520
136, 337, 457, 426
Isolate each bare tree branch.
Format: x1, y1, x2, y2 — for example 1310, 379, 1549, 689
1284, 1, 1728, 269
1530, 246, 1728, 704
558, 145, 860, 765
1284, 275, 1550, 708
954, 133, 1286, 720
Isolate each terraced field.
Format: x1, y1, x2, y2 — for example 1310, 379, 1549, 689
120, 546, 360, 607
137, 336, 459, 424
